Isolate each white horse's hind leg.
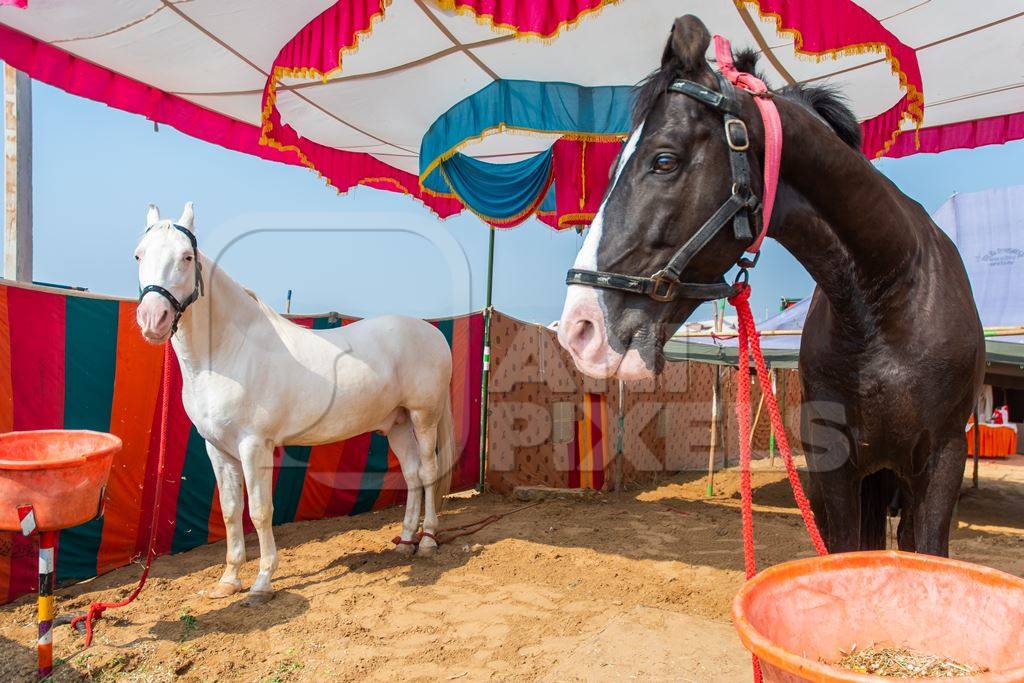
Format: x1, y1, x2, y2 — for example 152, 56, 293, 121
388, 419, 422, 556
410, 410, 441, 557
206, 443, 244, 599
239, 437, 278, 604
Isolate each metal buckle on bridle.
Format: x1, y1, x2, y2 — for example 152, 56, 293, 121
725, 118, 749, 151
736, 250, 760, 270
649, 270, 677, 302
733, 267, 750, 286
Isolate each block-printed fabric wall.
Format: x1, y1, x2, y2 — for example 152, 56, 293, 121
485, 311, 803, 494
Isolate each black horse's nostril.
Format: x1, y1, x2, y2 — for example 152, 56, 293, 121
567, 318, 596, 356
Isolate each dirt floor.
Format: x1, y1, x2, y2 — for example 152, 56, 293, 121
1, 457, 1022, 682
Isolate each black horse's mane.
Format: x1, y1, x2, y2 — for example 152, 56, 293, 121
632, 47, 862, 152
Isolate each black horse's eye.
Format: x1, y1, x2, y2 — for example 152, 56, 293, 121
652, 153, 679, 174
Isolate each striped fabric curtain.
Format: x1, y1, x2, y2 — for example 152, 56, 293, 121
0, 283, 483, 605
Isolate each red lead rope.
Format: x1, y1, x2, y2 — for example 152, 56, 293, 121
71, 342, 174, 646
729, 283, 828, 683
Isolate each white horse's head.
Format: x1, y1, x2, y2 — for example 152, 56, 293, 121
135, 202, 201, 344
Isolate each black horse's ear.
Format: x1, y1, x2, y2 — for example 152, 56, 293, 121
669, 15, 712, 76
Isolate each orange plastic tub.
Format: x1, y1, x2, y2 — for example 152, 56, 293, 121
733, 551, 1024, 682
0, 430, 121, 532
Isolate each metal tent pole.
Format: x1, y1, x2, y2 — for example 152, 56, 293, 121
477, 226, 496, 492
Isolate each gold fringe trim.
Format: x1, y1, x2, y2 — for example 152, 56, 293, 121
428, 0, 623, 43
256, 1, 461, 217
557, 212, 597, 228
258, 0, 632, 215
414, 0, 630, 186
257, 0, 632, 216
736, 0, 925, 157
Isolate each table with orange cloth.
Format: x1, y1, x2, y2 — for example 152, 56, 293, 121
966, 423, 1018, 458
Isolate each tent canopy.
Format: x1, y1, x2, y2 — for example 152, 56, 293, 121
2, 1, 1022, 227
666, 185, 1024, 371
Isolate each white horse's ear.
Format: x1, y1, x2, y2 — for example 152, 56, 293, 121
146, 204, 160, 227
178, 202, 195, 230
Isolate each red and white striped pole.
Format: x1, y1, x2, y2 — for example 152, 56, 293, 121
36, 531, 57, 678
17, 503, 56, 679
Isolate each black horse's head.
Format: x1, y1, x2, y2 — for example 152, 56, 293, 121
559, 13, 862, 381
559, 15, 755, 380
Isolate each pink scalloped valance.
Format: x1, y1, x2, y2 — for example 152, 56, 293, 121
0, 23, 298, 167
884, 113, 1024, 159
0, 20, 463, 220
431, 0, 620, 38
258, 0, 463, 218
742, 0, 924, 158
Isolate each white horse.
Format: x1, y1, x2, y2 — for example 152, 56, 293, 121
134, 203, 454, 604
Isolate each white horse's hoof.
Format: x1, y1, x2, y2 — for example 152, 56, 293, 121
415, 542, 437, 558
394, 542, 415, 556
206, 581, 242, 599
241, 590, 274, 607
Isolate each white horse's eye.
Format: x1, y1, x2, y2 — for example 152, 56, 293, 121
184, 255, 193, 262
134, 254, 140, 261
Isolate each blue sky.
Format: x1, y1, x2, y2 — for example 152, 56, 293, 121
10, 75, 1024, 323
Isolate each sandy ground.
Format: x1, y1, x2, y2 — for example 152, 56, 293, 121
1, 457, 1022, 682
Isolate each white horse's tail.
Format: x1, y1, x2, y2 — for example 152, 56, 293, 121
434, 392, 455, 509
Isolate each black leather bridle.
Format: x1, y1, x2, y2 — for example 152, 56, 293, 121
566, 72, 762, 302
138, 223, 204, 335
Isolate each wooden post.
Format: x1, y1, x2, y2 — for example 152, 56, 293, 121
4, 65, 32, 283
748, 384, 766, 449
713, 300, 727, 468
769, 371, 785, 468
614, 379, 624, 493
972, 403, 980, 489
706, 365, 720, 497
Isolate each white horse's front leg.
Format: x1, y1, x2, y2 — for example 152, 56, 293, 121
206, 443, 245, 599
239, 437, 278, 604
389, 421, 423, 556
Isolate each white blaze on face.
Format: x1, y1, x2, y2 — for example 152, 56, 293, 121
558, 123, 653, 380
571, 122, 645, 271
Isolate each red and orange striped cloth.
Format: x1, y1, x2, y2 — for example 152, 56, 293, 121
0, 282, 483, 605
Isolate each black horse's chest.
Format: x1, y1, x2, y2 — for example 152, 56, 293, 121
801, 340, 926, 460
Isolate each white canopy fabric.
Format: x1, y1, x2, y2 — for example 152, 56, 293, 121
2, 1, 1022, 223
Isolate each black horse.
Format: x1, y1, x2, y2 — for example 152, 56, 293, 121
557, 15, 984, 556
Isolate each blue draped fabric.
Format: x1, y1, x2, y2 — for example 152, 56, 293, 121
419, 79, 632, 223
540, 184, 556, 213
439, 148, 554, 225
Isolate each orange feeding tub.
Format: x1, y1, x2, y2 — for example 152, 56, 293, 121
0, 430, 120, 532
0, 429, 121, 679
733, 551, 1024, 682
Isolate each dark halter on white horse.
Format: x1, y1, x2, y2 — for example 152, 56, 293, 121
566, 72, 762, 303
138, 223, 204, 335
